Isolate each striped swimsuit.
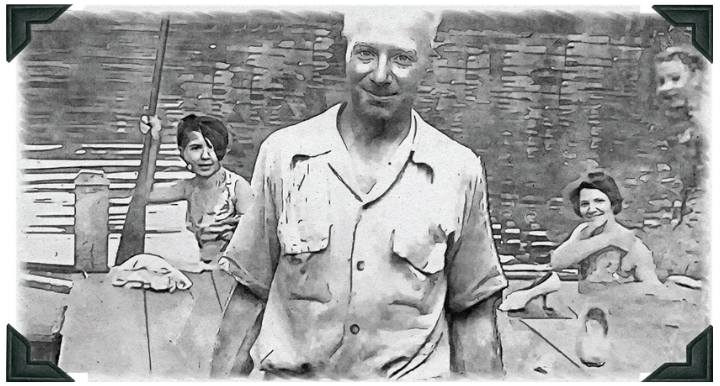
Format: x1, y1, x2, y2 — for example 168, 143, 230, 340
186, 169, 244, 261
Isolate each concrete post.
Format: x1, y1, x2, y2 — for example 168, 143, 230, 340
74, 170, 110, 273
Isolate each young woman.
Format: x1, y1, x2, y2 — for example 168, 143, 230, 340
130, 114, 253, 377
550, 172, 662, 294
142, 114, 253, 271
500, 171, 664, 313
497, 172, 705, 368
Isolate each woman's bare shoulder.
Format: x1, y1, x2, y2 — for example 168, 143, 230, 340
625, 234, 653, 264
180, 176, 196, 190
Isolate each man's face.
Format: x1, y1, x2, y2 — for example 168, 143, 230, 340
656, 57, 697, 109
345, 24, 431, 121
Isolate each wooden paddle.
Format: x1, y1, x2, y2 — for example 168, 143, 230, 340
115, 18, 171, 266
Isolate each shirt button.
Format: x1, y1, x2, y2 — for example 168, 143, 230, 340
356, 261, 365, 271
350, 324, 360, 334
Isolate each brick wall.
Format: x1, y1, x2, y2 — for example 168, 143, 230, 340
19, 9, 705, 278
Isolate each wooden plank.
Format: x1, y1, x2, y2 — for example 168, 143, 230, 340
22, 262, 81, 274
502, 264, 579, 281
505, 270, 579, 281
16, 286, 70, 338
496, 312, 585, 379
143, 271, 236, 379
520, 319, 583, 369
519, 284, 708, 380
19, 273, 74, 294
502, 264, 576, 273
59, 274, 150, 380
143, 281, 196, 378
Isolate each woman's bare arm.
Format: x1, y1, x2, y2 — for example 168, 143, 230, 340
146, 179, 190, 204
551, 225, 608, 269
233, 177, 254, 215
132, 114, 189, 204
625, 238, 662, 285
550, 224, 635, 269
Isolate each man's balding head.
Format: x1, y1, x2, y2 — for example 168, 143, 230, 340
342, 9, 441, 63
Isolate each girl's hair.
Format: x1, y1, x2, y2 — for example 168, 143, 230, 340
569, 172, 623, 217
177, 114, 230, 161
654, 45, 707, 73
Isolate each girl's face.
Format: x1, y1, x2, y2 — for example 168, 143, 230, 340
181, 131, 221, 178
579, 188, 614, 225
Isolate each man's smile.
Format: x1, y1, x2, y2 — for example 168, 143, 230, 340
362, 88, 399, 99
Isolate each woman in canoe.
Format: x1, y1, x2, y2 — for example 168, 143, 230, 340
500, 171, 665, 311
139, 114, 253, 273
551, 171, 663, 293
113, 114, 253, 377
499, 171, 702, 367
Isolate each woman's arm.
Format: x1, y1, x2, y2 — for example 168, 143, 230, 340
625, 238, 662, 285
550, 224, 605, 269
147, 180, 189, 204
550, 224, 634, 269
125, 179, 188, 204
233, 176, 254, 215
131, 114, 189, 204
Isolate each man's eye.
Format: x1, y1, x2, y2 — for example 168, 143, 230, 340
190, 146, 201, 151
395, 55, 414, 65
672, 76, 681, 82
356, 50, 375, 59
658, 78, 665, 85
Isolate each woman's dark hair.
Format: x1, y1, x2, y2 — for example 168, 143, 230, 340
569, 172, 623, 217
177, 114, 230, 161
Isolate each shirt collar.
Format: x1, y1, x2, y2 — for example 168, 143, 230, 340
292, 103, 344, 157
408, 110, 445, 172
292, 103, 443, 172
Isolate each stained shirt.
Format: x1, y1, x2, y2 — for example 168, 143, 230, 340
220, 103, 507, 380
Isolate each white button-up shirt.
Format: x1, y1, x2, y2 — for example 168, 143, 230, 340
220, 103, 507, 379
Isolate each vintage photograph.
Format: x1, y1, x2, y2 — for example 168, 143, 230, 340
7, 2, 713, 381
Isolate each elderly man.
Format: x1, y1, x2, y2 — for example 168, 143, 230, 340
211, 10, 507, 380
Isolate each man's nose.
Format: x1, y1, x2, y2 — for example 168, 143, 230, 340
657, 82, 674, 94
370, 55, 392, 85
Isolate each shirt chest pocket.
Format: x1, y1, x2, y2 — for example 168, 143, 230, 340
280, 159, 332, 226
276, 221, 333, 303
277, 221, 331, 257
391, 223, 448, 276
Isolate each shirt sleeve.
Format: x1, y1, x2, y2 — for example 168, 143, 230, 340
446, 155, 508, 313
219, 141, 280, 300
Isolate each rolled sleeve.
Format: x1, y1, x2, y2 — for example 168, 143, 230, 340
219, 141, 280, 300
446, 156, 508, 313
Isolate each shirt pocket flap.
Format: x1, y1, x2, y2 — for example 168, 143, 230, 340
277, 221, 331, 255
391, 228, 447, 275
